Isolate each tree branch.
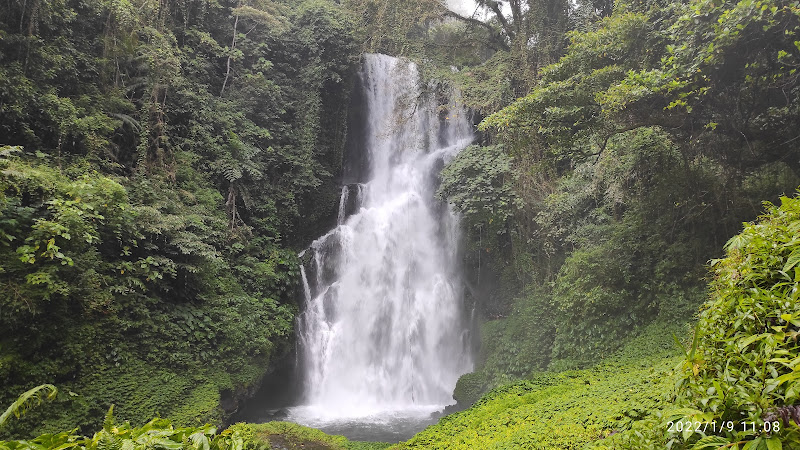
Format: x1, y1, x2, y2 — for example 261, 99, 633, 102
221, 3, 240, 97
443, 9, 510, 51
486, 1, 515, 42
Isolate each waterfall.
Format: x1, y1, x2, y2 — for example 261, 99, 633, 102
337, 186, 349, 225
294, 54, 473, 420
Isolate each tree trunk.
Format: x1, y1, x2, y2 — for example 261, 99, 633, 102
220, 1, 240, 96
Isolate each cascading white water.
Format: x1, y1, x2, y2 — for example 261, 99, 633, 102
291, 54, 473, 426
336, 185, 349, 225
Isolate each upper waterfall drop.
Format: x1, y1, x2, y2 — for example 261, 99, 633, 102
295, 53, 474, 420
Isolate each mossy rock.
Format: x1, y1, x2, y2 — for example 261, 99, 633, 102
231, 422, 392, 450
452, 372, 487, 405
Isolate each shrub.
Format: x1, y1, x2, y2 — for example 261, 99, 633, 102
672, 192, 800, 448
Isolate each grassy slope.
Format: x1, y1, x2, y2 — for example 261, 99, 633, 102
391, 318, 688, 449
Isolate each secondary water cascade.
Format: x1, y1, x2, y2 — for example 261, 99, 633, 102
289, 53, 474, 439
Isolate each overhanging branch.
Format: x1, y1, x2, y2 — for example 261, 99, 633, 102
443, 9, 510, 51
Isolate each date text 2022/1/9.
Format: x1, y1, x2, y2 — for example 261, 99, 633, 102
667, 420, 781, 434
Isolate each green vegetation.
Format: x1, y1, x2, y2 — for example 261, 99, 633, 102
425, 193, 800, 450
0, 406, 249, 450
392, 193, 800, 449
2, 0, 800, 446
1, 0, 358, 438
435, 0, 800, 400
0, 386, 58, 430
364, 0, 800, 446
236, 422, 393, 450
671, 194, 800, 448
395, 316, 686, 449
0, 410, 392, 450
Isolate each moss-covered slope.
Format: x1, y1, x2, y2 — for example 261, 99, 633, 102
393, 317, 685, 449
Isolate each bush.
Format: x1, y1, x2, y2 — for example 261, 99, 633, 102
670, 192, 800, 448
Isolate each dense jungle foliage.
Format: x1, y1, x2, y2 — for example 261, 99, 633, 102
397, 192, 800, 450
0, 0, 358, 437
7, 189, 797, 450
3, 0, 800, 447
343, 0, 800, 446
436, 0, 800, 390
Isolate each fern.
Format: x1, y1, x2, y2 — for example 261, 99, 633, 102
103, 405, 115, 433
0, 384, 58, 429
0, 146, 22, 158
